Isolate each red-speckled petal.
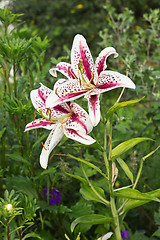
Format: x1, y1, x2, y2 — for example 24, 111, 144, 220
71, 34, 95, 82
24, 119, 56, 131
64, 128, 96, 145
64, 102, 93, 134
85, 93, 100, 127
95, 47, 118, 77
30, 83, 52, 110
96, 70, 136, 92
46, 79, 89, 108
53, 79, 68, 91
40, 123, 64, 169
49, 62, 77, 79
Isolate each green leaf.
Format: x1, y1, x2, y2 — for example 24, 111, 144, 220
40, 167, 56, 176
22, 232, 42, 239
116, 157, 133, 183
6, 176, 37, 198
71, 214, 113, 232
114, 188, 160, 202
6, 153, 31, 166
105, 97, 144, 120
112, 138, 152, 161
80, 184, 106, 204
63, 171, 87, 184
0, 127, 6, 138
67, 154, 106, 177
122, 189, 160, 212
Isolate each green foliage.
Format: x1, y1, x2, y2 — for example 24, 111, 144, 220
0, 3, 160, 240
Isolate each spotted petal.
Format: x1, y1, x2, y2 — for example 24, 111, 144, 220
49, 62, 77, 79
31, 83, 52, 110
85, 93, 100, 127
64, 128, 96, 145
25, 119, 56, 131
40, 123, 64, 169
46, 79, 89, 108
95, 47, 118, 77
65, 102, 93, 134
96, 70, 136, 92
71, 34, 95, 83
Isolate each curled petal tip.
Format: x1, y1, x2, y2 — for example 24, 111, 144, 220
114, 52, 119, 58
49, 68, 57, 77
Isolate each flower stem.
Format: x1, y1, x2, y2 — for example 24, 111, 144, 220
103, 122, 122, 240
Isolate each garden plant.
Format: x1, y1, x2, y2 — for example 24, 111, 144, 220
0, 4, 160, 240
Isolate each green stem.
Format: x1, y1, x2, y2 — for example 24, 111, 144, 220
7, 218, 10, 240
80, 162, 110, 206
13, 61, 17, 98
108, 160, 122, 239
104, 122, 122, 240
133, 158, 144, 189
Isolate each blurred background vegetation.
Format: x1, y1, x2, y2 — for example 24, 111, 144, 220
0, 0, 160, 239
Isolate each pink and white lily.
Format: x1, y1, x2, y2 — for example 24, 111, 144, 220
47, 34, 135, 126
25, 83, 96, 169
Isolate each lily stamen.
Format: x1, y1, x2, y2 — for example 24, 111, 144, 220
41, 141, 47, 151
33, 109, 37, 123
68, 66, 78, 79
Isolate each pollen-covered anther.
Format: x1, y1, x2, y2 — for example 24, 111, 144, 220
46, 107, 52, 120
89, 72, 94, 83
33, 109, 37, 123
68, 66, 77, 79
41, 141, 47, 151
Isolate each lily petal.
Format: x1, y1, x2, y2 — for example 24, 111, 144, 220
65, 102, 93, 134
40, 123, 64, 169
71, 34, 95, 82
31, 83, 52, 110
97, 232, 113, 240
64, 128, 96, 145
95, 47, 118, 77
50, 62, 77, 79
85, 93, 100, 127
46, 79, 89, 108
96, 70, 136, 92
25, 119, 56, 131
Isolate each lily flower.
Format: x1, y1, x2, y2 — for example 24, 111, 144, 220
47, 34, 135, 126
25, 83, 96, 169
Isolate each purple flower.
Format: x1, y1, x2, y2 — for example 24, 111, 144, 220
121, 230, 129, 239
41, 187, 61, 205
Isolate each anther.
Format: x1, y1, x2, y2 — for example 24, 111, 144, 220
41, 141, 47, 151
33, 109, 37, 123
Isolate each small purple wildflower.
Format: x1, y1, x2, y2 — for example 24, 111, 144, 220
121, 230, 129, 240
41, 187, 61, 205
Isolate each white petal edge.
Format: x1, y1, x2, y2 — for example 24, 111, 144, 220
64, 128, 96, 145
24, 119, 56, 132
96, 70, 136, 92
40, 123, 64, 169
85, 93, 101, 127
97, 232, 113, 240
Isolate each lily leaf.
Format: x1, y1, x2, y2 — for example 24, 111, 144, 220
67, 154, 106, 177
71, 214, 113, 232
63, 171, 87, 184
123, 189, 160, 212
113, 188, 160, 202
112, 138, 152, 161
116, 157, 133, 183
105, 97, 144, 120
80, 184, 106, 204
